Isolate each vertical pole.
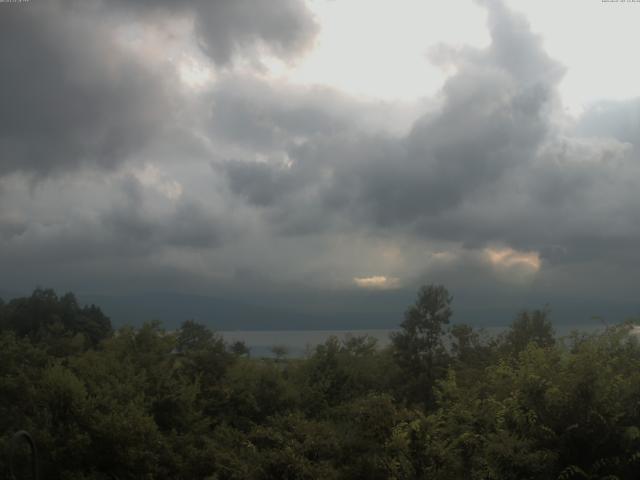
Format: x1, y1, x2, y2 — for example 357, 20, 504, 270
9, 430, 39, 480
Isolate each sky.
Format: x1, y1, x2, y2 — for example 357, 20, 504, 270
1, 0, 640, 326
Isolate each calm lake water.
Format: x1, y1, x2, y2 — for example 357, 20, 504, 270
220, 324, 606, 357
220, 329, 395, 357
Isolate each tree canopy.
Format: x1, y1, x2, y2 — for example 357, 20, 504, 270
2, 286, 640, 479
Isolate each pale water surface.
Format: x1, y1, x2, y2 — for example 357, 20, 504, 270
220, 324, 606, 357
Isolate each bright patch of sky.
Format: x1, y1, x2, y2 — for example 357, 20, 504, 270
259, 0, 640, 115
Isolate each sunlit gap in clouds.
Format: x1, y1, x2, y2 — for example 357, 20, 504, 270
178, 55, 215, 90
353, 275, 401, 290
485, 247, 541, 272
263, 0, 489, 102
132, 164, 184, 201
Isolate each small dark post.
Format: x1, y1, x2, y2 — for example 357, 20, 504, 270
9, 430, 39, 480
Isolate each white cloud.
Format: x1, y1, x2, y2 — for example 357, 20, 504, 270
132, 164, 183, 200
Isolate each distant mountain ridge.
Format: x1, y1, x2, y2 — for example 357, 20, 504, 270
3, 289, 639, 331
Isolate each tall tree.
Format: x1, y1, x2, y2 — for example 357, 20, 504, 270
391, 284, 453, 406
503, 307, 555, 356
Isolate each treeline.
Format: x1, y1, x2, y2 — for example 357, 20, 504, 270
1, 287, 640, 479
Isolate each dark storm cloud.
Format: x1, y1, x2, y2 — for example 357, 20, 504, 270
0, 0, 316, 178
0, 176, 225, 289
0, 2, 171, 177
107, 0, 318, 65
102, 202, 222, 249
224, 160, 296, 206
397, 127, 639, 263
193, 0, 318, 65
210, 75, 408, 232
0, 0, 319, 294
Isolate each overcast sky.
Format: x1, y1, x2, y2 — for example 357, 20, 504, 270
1, 0, 640, 323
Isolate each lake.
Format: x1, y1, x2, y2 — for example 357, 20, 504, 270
220, 329, 396, 357
220, 323, 607, 357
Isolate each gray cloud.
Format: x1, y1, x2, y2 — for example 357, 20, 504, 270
210, 77, 353, 151
193, 0, 318, 65
576, 99, 640, 145
223, 160, 297, 206
0, 217, 27, 241
217, 0, 565, 232
107, 0, 318, 65
101, 176, 223, 249
0, 0, 316, 178
0, 172, 227, 275
0, 2, 171, 177
333, 0, 564, 229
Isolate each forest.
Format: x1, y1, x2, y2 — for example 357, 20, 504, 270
1, 286, 640, 480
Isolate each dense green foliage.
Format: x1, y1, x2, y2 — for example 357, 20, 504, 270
1, 287, 640, 479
